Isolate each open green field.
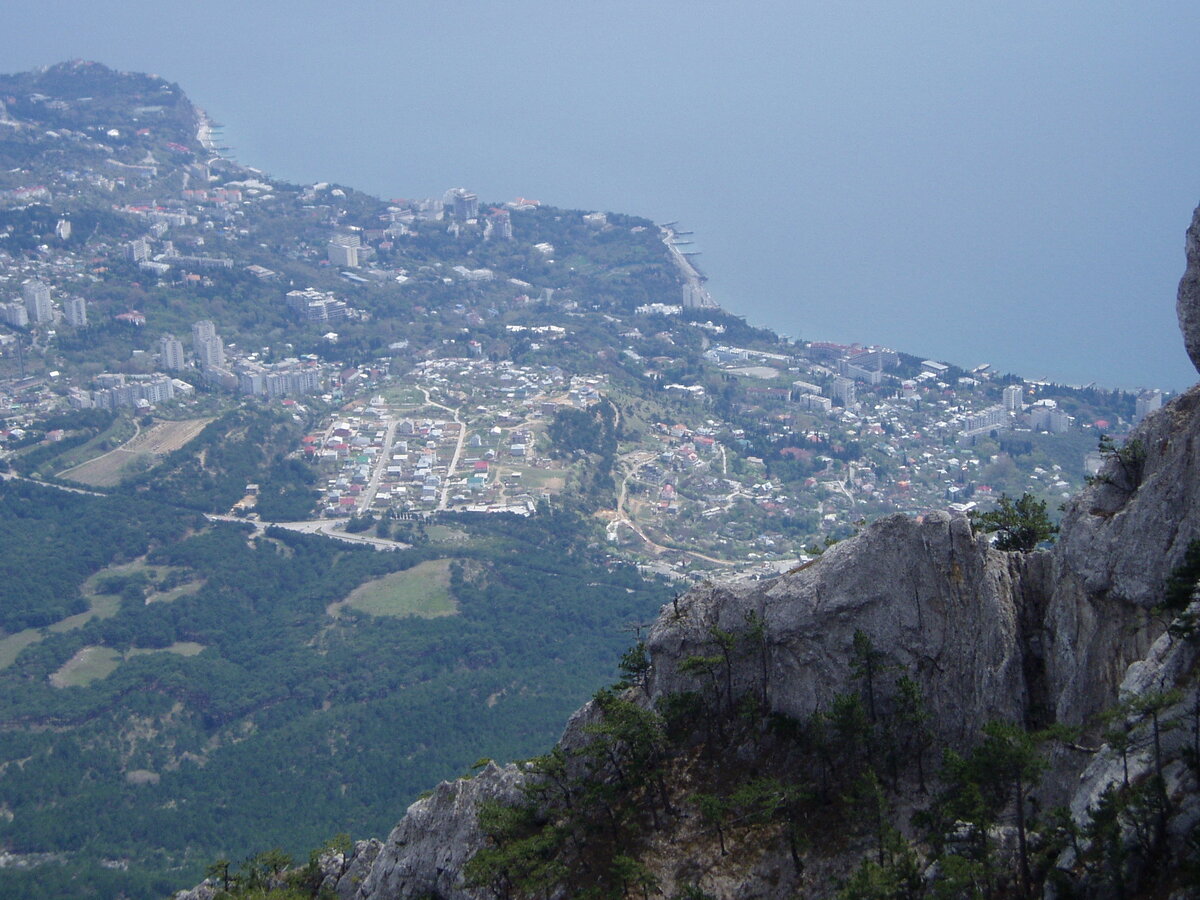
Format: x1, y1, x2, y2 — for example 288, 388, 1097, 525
50, 642, 206, 688
18, 416, 138, 479
424, 525, 469, 545
0, 561, 201, 672
127, 642, 205, 659
331, 558, 458, 619
58, 448, 148, 487
60, 418, 211, 487
81, 560, 199, 605
84, 559, 153, 588
1, 563, 148, 671
500, 464, 568, 493
50, 646, 122, 687
48, 594, 121, 633
146, 579, 203, 604
0, 629, 44, 669
379, 385, 426, 406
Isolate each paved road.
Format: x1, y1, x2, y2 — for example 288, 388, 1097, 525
358, 417, 398, 515
419, 388, 466, 511
205, 514, 409, 551
0, 469, 107, 497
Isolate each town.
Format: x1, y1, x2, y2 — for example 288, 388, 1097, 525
0, 63, 1165, 582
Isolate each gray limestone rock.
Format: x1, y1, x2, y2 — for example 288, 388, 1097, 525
1069, 609, 1200, 823
332, 839, 382, 900
645, 511, 1036, 750
172, 882, 219, 900
1055, 385, 1200, 609
1043, 385, 1200, 724
352, 761, 528, 900
1178, 204, 1200, 376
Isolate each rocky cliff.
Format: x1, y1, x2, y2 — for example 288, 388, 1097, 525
179, 214, 1200, 899
1178, 205, 1200, 374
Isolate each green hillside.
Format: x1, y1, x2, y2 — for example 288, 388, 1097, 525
0, 479, 668, 897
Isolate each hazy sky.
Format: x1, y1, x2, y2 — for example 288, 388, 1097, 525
5, 1, 1200, 389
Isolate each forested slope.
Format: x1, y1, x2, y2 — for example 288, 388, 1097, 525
0, 481, 669, 899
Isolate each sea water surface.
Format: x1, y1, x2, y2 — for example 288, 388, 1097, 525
4, 1, 1200, 390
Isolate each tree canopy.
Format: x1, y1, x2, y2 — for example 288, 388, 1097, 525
970, 492, 1057, 551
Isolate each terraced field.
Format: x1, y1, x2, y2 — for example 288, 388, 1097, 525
61, 418, 212, 487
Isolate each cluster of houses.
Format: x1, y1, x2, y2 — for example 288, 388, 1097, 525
308, 410, 463, 515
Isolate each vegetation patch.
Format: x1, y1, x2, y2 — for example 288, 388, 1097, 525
0, 481, 195, 632
501, 465, 567, 493
145, 580, 204, 604
52, 416, 138, 472
0, 491, 667, 900
0, 629, 44, 670
331, 558, 459, 619
423, 524, 469, 546
63, 416, 212, 486
50, 646, 122, 687
126, 418, 215, 455
61, 448, 152, 487
47, 594, 121, 633
9, 409, 129, 478
125, 407, 311, 515
83, 559, 154, 592
126, 642, 205, 658
78, 560, 200, 608
50, 642, 206, 688
380, 385, 426, 406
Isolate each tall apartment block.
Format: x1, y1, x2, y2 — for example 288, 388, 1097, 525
22, 279, 53, 324
444, 187, 479, 223
191, 320, 225, 370
327, 238, 360, 267
64, 296, 88, 327
1135, 390, 1163, 423
160, 333, 186, 371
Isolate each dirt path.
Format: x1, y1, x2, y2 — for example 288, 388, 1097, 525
606, 448, 737, 568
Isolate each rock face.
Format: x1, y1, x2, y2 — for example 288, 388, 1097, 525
1059, 386, 1200, 610
349, 761, 528, 900
1178, 204, 1200, 375
319, 839, 382, 900
646, 511, 1040, 749
1043, 386, 1200, 726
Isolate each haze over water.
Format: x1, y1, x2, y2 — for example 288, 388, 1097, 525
6, 1, 1200, 390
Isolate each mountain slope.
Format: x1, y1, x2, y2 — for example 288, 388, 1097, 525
283, 212, 1200, 900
